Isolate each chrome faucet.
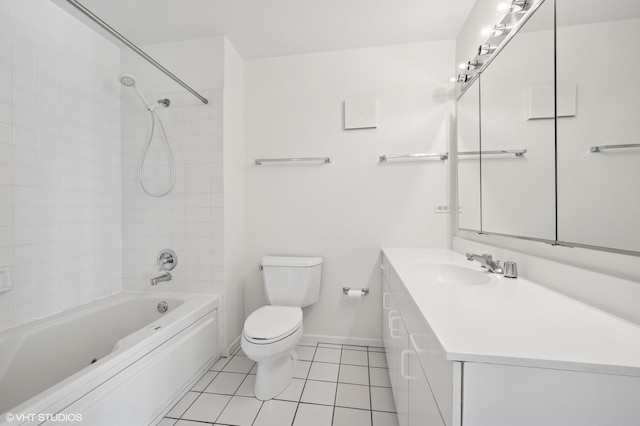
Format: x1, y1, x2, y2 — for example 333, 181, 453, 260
466, 253, 504, 274
150, 272, 172, 286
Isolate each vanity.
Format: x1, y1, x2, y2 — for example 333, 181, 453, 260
381, 248, 640, 426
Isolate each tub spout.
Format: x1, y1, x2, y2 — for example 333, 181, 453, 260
150, 272, 172, 286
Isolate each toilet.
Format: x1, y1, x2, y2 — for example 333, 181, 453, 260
241, 256, 323, 400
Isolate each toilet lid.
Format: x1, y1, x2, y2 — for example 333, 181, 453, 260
244, 306, 303, 342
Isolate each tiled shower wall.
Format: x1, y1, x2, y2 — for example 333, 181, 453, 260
120, 89, 225, 341
0, 41, 122, 331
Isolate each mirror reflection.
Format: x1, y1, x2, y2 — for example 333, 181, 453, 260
556, 0, 640, 252
457, 79, 481, 231
479, 0, 555, 240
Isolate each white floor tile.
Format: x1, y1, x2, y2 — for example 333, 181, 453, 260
341, 349, 368, 366
155, 418, 176, 426
368, 346, 385, 353
335, 383, 370, 410
343, 344, 368, 352
371, 386, 396, 412
191, 371, 218, 392
181, 393, 231, 423
174, 421, 207, 426
222, 355, 256, 373
307, 361, 339, 382
294, 360, 311, 379
293, 403, 333, 426
210, 356, 230, 371
274, 378, 305, 402
368, 352, 388, 368
369, 367, 391, 388
165, 391, 199, 418
204, 372, 245, 395
236, 374, 257, 397
372, 410, 399, 426
253, 400, 298, 426
216, 395, 262, 426
296, 345, 316, 361
314, 347, 341, 363
333, 407, 373, 426
338, 364, 369, 385
318, 343, 342, 349
174, 420, 208, 426
300, 380, 337, 406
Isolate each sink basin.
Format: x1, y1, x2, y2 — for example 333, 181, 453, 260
405, 262, 492, 286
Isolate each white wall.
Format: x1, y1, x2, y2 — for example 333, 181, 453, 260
120, 37, 227, 349
244, 41, 454, 344
0, 1, 122, 331
222, 38, 245, 353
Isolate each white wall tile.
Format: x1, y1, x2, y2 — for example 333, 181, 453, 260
0, 32, 122, 329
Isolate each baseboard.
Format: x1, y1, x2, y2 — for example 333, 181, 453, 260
300, 334, 383, 348
225, 334, 241, 357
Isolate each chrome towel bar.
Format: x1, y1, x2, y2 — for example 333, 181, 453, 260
590, 143, 640, 153
458, 149, 527, 157
254, 157, 332, 165
379, 152, 449, 162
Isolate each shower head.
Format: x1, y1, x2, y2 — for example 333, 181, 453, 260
118, 72, 154, 110
118, 73, 137, 87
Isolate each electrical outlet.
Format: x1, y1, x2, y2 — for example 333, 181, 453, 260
434, 204, 451, 214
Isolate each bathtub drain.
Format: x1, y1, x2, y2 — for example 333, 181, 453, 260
157, 301, 169, 313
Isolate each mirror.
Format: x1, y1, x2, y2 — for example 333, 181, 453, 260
479, 0, 555, 240
556, 0, 640, 253
457, 79, 481, 231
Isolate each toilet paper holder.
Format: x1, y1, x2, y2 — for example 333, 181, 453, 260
342, 287, 369, 296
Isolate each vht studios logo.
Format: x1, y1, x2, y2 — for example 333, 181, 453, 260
5, 412, 83, 422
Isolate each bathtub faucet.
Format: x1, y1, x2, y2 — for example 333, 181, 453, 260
150, 272, 172, 286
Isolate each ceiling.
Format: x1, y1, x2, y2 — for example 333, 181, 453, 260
54, 0, 476, 59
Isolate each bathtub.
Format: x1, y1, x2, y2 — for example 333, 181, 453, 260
0, 291, 219, 425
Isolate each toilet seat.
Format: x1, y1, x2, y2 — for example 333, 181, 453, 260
243, 306, 302, 344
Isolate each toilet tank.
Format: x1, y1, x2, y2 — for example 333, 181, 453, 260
261, 256, 323, 307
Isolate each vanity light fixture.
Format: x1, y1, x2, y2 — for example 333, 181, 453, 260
478, 44, 498, 55
457, 74, 472, 83
509, 0, 528, 13
497, 0, 528, 14
466, 60, 484, 71
490, 23, 512, 36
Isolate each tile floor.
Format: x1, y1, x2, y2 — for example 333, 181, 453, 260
156, 342, 399, 426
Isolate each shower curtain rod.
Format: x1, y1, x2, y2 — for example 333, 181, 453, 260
64, 0, 209, 105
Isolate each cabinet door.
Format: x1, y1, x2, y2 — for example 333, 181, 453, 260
407, 338, 445, 426
463, 363, 640, 426
383, 273, 409, 426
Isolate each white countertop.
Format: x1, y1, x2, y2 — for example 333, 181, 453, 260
383, 248, 640, 376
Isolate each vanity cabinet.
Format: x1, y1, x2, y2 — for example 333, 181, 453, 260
382, 259, 452, 426
381, 249, 640, 426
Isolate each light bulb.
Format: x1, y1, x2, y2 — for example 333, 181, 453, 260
459, 63, 468, 69
496, 2, 510, 14
481, 27, 493, 37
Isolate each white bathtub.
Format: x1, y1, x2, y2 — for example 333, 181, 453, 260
0, 291, 219, 425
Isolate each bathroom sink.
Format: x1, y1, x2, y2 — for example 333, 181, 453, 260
405, 262, 492, 286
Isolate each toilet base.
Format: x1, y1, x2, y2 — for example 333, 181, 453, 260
254, 349, 298, 400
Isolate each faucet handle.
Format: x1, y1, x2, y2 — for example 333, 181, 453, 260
503, 261, 518, 278
482, 253, 493, 260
